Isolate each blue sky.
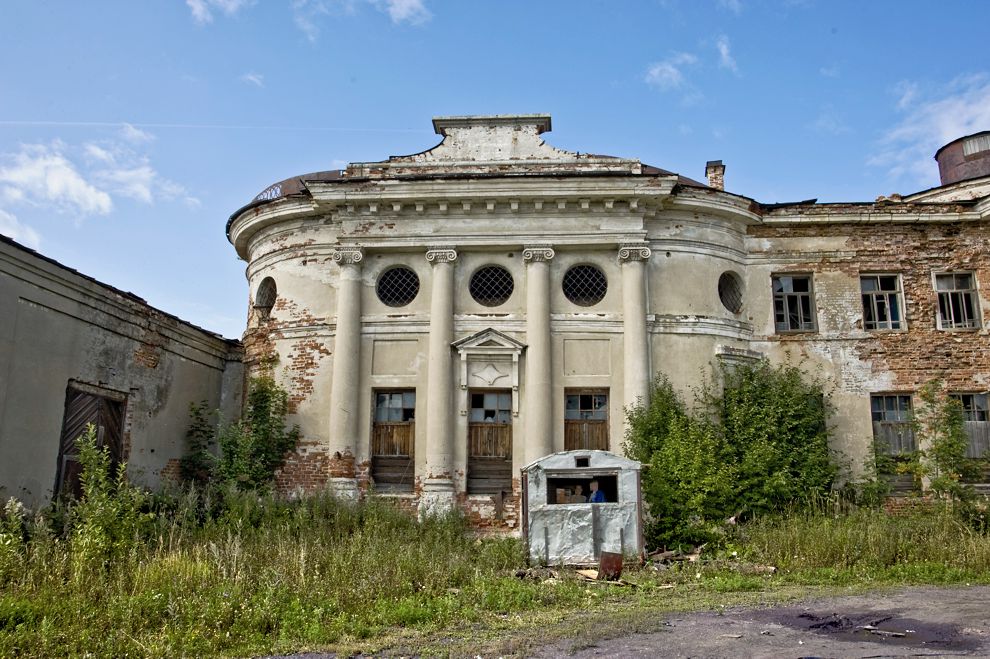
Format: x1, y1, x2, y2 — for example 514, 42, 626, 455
2, 1, 989, 338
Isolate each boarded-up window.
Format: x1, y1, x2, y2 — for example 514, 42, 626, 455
371, 391, 415, 491
871, 393, 916, 494
950, 393, 990, 459
564, 390, 609, 451
467, 390, 512, 494
55, 384, 126, 499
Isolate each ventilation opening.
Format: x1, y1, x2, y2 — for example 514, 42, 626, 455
563, 264, 608, 306
255, 277, 277, 320
469, 265, 514, 307
376, 266, 420, 307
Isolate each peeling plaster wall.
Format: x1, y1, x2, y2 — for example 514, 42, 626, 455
748, 219, 990, 477
0, 238, 243, 507
229, 115, 990, 524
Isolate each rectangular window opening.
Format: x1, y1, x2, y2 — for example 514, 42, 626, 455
935, 273, 981, 330
546, 475, 618, 504
860, 274, 904, 331
772, 274, 817, 332
467, 389, 512, 494
371, 389, 415, 492
564, 389, 609, 451
871, 393, 917, 494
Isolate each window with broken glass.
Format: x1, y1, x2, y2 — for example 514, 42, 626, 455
371, 391, 415, 491
949, 393, 990, 459
935, 273, 981, 329
467, 391, 513, 494
871, 394, 915, 455
772, 274, 816, 332
860, 275, 904, 331
871, 393, 917, 493
564, 390, 609, 450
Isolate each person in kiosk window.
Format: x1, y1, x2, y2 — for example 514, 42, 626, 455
588, 480, 606, 503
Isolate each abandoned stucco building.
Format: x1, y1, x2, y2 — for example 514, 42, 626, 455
0, 234, 243, 507
228, 115, 990, 524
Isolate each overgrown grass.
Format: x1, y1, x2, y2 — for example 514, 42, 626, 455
740, 502, 990, 586
3, 486, 990, 657
0, 490, 591, 657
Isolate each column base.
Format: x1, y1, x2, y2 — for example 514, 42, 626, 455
419, 478, 456, 516
328, 477, 359, 500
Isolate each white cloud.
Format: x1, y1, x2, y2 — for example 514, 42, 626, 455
893, 80, 918, 110
718, 0, 743, 14
645, 53, 698, 90
186, 0, 253, 25
120, 123, 155, 144
84, 143, 115, 164
371, 0, 430, 24
870, 74, 990, 186
0, 143, 112, 216
819, 65, 839, 78
0, 134, 198, 224
715, 35, 737, 73
291, 0, 429, 41
810, 107, 850, 135
240, 72, 265, 87
0, 209, 41, 249
291, 0, 333, 42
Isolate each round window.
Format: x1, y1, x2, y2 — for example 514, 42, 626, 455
718, 271, 743, 313
376, 266, 420, 307
562, 264, 608, 306
255, 277, 277, 320
469, 265, 514, 307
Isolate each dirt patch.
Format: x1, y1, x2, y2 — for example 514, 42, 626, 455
532, 586, 990, 658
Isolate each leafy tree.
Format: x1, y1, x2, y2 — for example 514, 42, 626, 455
179, 401, 215, 485
912, 380, 980, 502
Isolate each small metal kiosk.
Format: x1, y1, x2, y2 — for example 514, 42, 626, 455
521, 450, 644, 565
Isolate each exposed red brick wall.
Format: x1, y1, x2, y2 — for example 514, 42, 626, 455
274, 441, 331, 496
750, 221, 990, 391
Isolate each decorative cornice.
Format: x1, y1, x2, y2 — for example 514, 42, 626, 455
617, 244, 652, 262
332, 247, 364, 266
425, 247, 458, 264
522, 245, 555, 263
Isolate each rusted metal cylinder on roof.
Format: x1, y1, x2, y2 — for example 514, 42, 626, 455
935, 131, 990, 186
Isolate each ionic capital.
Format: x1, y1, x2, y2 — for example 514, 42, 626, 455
332, 246, 364, 266
617, 244, 652, 263
522, 245, 556, 263
426, 247, 458, 265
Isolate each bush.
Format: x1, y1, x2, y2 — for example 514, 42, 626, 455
625, 361, 836, 549
69, 424, 151, 576
212, 376, 300, 489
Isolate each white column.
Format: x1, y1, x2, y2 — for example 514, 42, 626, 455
422, 247, 458, 513
619, 244, 652, 414
328, 246, 363, 498
523, 245, 555, 462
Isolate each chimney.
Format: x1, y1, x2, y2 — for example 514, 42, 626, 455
706, 160, 725, 190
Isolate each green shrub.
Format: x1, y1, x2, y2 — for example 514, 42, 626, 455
215, 376, 300, 489
69, 424, 151, 577
625, 361, 836, 549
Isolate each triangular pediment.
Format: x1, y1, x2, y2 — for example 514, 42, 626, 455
452, 328, 526, 353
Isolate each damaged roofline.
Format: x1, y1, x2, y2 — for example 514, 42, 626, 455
0, 232, 242, 346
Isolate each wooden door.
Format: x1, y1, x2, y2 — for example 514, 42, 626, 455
467, 390, 512, 494
55, 385, 126, 498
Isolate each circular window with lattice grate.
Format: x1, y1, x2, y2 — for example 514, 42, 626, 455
376, 266, 420, 307
718, 271, 744, 313
469, 265, 514, 307
562, 264, 608, 306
